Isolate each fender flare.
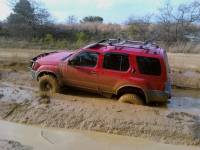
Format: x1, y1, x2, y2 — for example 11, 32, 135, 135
36, 70, 59, 81
116, 85, 149, 104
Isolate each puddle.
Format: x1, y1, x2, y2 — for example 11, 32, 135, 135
0, 83, 200, 147
1, 81, 200, 113
0, 139, 32, 150
0, 83, 35, 103
173, 88, 200, 98
167, 89, 200, 112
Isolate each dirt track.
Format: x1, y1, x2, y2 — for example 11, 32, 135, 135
0, 68, 200, 147
0, 139, 30, 150
0, 49, 200, 147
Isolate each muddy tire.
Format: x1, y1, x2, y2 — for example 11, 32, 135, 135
39, 75, 58, 97
119, 94, 143, 105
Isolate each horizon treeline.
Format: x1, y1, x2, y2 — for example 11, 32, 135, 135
0, 0, 200, 51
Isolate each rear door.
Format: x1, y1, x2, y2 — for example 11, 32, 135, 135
98, 52, 131, 93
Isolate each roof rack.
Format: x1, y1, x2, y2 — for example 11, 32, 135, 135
84, 39, 159, 50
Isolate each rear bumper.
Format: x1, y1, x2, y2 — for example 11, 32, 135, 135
146, 90, 170, 103
146, 80, 172, 103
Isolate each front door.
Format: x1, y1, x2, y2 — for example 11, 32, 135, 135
64, 51, 100, 92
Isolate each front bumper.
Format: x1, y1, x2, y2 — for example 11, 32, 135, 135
146, 90, 170, 103
30, 68, 37, 79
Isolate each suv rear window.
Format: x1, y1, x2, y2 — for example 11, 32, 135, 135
136, 56, 161, 76
103, 53, 129, 71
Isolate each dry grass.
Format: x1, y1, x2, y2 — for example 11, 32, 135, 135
1, 48, 199, 71
0, 48, 53, 63
165, 42, 200, 54
168, 53, 200, 89
168, 53, 200, 73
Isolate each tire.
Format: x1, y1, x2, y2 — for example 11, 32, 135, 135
39, 75, 59, 97
119, 94, 143, 105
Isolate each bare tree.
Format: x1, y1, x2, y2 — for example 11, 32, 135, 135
157, 0, 200, 45
126, 15, 154, 41
66, 15, 78, 25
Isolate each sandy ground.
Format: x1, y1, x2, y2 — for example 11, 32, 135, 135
0, 49, 200, 148
0, 69, 200, 147
0, 120, 199, 150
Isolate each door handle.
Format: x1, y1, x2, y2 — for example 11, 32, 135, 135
90, 71, 97, 74
131, 68, 136, 74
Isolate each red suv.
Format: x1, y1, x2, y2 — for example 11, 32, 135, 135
31, 39, 171, 105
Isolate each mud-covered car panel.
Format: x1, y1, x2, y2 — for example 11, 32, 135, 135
30, 39, 171, 104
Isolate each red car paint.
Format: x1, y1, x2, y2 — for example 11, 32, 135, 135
31, 40, 171, 104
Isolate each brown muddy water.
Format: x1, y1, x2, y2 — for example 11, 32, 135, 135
168, 89, 200, 112
0, 70, 200, 146
173, 88, 200, 98
1, 81, 200, 111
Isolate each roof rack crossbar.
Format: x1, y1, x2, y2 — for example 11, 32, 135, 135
84, 39, 159, 50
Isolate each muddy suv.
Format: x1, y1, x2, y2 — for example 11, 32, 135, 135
30, 39, 171, 105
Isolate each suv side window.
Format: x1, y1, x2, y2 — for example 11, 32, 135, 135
103, 53, 129, 71
72, 51, 99, 67
136, 56, 161, 75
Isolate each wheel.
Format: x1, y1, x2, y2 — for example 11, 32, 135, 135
118, 94, 143, 105
39, 75, 59, 97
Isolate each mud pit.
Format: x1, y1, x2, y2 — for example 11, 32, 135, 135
0, 139, 31, 150
0, 68, 200, 147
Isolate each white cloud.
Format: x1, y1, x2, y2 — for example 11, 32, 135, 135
41, 0, 69, 6
0, 0, 12, 20
40, 0, 115, 22
0, 0, 186, 23
40, 0, 164, 23
42, 0, 114, 10
96, 0, 113, 9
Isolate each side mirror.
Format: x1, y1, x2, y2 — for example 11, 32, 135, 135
68, 57, 80, 66
68, 60, 74, 66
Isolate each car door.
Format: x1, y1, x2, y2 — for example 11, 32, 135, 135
98, 52, 131, 93
64, 51, 100, 92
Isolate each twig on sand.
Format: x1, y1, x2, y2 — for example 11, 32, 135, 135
40, 130, 54, 144
3, 104, 19, 119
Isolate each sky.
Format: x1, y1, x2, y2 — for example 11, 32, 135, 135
0, 0, 189, 23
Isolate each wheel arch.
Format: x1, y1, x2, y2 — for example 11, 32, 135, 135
116, 85, 148, 104
37, 71, 58, 81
